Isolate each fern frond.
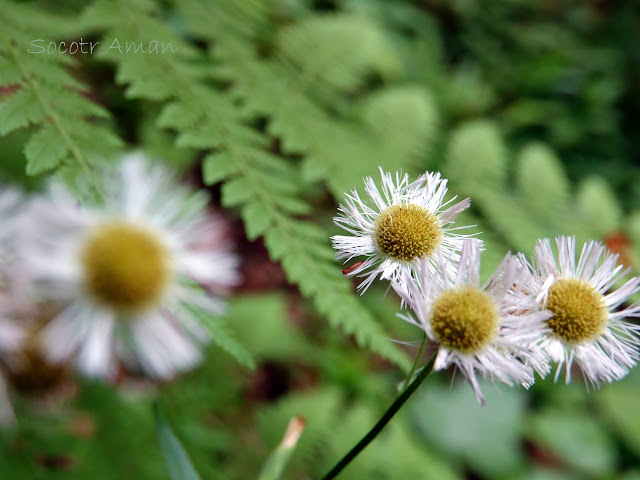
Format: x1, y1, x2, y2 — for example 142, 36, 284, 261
176, 0, 439, 201
0, 1, 122, 188
83, 0, 410, 372
277, 14, 401, 93
445, 120, 614, 254
575, 176, 623, 238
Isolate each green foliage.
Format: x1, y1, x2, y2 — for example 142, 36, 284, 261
443, 118, 640, 271
258, 386, 458, 480
516, 142, 570, 219
277, 13, 400, 92
180, 1, 439, 198
575, 176, 623, 238
526, 409, 616, 476
411, 380, 527, 478
597, 369, 640, 459
1, 1, 640, 479
0, 1, 122, 188
155, 405, 202, 480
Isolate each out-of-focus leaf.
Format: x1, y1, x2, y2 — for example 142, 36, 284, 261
597, 369, 640, 459
526, 409, 616, 476
576, 176, 623, 238
154, 405, 202, 480
410, 379, 526, 477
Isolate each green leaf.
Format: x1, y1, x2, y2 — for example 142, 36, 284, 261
0, 89, 44, 135
225, 293, 312, 361
526, 409, 616, 476
201, 315, 256, 371
24, 124, 69, 174
411, 379, 526, 477
202, 151, 238, 185
597, 369, 640, 458
221, 177, 256, 206
154, 405, 202, 480
242, 201, 275, 241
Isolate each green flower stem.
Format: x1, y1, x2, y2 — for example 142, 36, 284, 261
320, 349, 436, 480
402, 332, 428, 390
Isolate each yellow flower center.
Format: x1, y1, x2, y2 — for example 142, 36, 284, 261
374, 204, 442, 262
81, 221, 171, 311
429, 287, 499, 354
545, 278, 608, 344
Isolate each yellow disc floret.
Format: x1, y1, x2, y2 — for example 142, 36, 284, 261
430, 287, 499, 354
374, 204, 442, 262
546, 278, 607, 344
81, 221, 171, 311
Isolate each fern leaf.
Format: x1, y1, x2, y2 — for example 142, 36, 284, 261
446, 120, 507, 190
576, 176, 623, 238
278, 14, 401, 93
83, 0, 410, 372
0, 1, 122, 188
175, 1, 438, 200
516, 142, 571, 227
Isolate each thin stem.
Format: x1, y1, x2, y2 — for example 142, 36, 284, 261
320, 352, 437, 480
401, 332, 428, 391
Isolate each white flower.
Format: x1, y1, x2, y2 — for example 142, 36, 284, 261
517, 236, 640, 386
16, 153, 240, 380
332, 168, 472, 292
394, 239, 551, 405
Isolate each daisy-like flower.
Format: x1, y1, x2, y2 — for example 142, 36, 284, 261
394, 239, 551, 404
517, 236, 640, 386
16, 153, 240, 380
332, 168, 473, 292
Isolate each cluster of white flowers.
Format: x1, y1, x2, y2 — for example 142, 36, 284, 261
333, 169, 640, 404
0, 153, 240, 420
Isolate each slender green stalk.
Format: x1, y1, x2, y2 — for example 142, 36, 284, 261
320, 351, 437, 480
401, 333, 428, 390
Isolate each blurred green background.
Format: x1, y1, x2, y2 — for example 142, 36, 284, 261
1, 0, 640, 479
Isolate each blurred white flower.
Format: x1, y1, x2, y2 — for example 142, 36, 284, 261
395, 239, 550, 405
332, 168, 472, 292
517, 236, 640, 386
16, 153, 240, 380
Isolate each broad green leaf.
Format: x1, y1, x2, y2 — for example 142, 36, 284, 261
597, 369, 640, 458
526, 409, 616, 476
411, 379, 526, 477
